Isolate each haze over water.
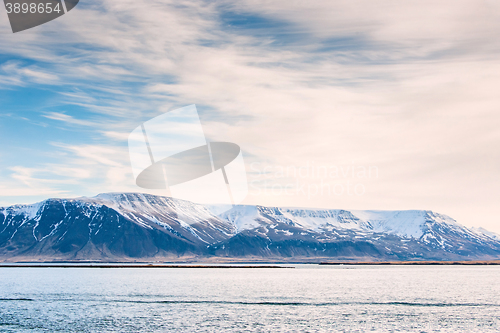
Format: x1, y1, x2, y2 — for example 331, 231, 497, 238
1, 265, 499, 332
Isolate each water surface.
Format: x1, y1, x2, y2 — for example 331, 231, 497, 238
0, 265, 499, 332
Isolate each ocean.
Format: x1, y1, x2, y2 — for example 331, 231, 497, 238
0, 265, 499, 332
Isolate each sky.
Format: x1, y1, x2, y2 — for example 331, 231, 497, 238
1, 0, 500, 233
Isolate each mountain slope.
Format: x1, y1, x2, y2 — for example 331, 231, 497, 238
1, 193, 499, 262
0, 197, 201, 261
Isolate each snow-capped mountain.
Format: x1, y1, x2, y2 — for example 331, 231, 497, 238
1, 193, 499, 262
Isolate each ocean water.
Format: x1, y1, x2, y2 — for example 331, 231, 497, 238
0, 265, 499, 332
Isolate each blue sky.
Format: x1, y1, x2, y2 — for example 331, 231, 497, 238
1, 0, 500, 233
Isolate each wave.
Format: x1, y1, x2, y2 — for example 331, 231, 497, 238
121, 299, 500, 307
3, 297, 497, 307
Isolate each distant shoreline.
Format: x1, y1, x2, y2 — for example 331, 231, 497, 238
0, 264, 291, 268
320, 260, 500, 265
1, 260, 500, 267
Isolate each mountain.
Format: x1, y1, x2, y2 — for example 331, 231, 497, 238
1, 193, 499, 262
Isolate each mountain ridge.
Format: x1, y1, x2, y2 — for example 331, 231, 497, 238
1, 192, 499, 262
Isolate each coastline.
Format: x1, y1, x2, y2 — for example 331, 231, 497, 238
319, 260, 500, 265
0, 263, 291, 268
1, 260, 500, 267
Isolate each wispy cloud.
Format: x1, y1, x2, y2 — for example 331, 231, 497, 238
43, 112, 99, 127
1, 0, 500, 232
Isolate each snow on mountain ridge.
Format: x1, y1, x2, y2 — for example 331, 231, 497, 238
90, 193, 236, 241
215, 205, 263, 232
350, 210, 428, 238
472, 227, 500, 241
2, 193, 500, 261
0, 201, 44, 220
92, 193, 220, 226
0, 193, 495, 245
213, 204, 478, 241
280, 208, 368, 232
211, 204, 457, 239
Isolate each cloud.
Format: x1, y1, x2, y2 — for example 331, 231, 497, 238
0, 166, 70, 201
43, 112, 99, 127
1, 0, 500, 233
0, 61, 59, 86
223, 1, 500, 53
20, 68, 59, 84
100, 131, 130, 141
